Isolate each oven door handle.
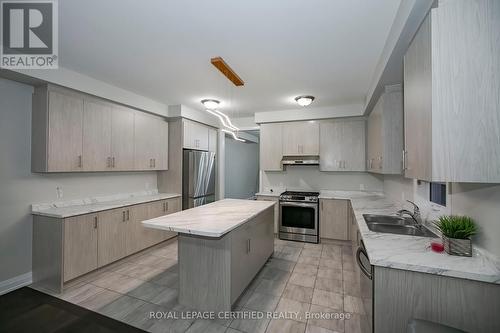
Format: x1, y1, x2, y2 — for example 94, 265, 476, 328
356, 246, 373, 280
280, 202, 317, 208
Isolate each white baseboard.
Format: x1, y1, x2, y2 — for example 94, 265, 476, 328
0, 272, 32, 295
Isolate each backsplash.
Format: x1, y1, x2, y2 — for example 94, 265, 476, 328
261, 166, 384, 193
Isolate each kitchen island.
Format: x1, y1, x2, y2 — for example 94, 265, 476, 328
142, 199, 275, 311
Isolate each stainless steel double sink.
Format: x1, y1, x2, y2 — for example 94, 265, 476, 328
363, 214, 437, 237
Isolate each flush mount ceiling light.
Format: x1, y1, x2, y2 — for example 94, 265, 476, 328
201, 99, 220, 110
295, 95, 315, 107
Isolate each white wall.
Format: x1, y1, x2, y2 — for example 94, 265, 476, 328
0, 78, 158, 283
225, 138, 259, 199
383, 175, 500, 258
261, 168, 383, 192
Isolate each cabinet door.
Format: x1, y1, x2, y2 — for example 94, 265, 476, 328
183, 120, 209, 150
112, 106, 135, 171
128, 203, 152, 253
256, 196, 279, 233
319, 121, 343, 171
403, 14, 432, 180
154, 120, 169, 170
367, 100, 383, 172
47, 91, 84, 172
283, 121, 319, 155
166, 197, 181, 215
98, 208, 129, 266
320, 199, 349, 240
208, 128, 217, 152
134, 112, 156, 170
63, 214, 98, 281
83, 99, 112, 171
260, 123, 283, 171
342, 120, 366, 172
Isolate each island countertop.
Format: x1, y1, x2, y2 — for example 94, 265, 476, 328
142, 198, 276, 238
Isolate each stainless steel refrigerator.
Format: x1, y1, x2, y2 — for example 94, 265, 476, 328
182, 150, 216, 209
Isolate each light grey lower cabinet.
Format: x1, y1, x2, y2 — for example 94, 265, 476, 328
374, 266, 500, 333
32, 197, 181, 293
255, 196, 279, 233
178, 206, 274, 312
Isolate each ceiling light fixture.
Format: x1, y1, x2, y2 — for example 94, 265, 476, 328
222, 129, 245, 142
294, 95, 315, 107
201, 99, 220, 110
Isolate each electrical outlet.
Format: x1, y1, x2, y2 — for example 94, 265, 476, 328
56, 186, 63, 199
359, 184, 365, 191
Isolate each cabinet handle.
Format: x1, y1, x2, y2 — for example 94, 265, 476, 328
94, 216, 98, 229
107, 157, 111, 168
246, 239, 250, 253
165, 201, 168, 212
78, 155, 82, 168
122, 211, 126, 222
112, 157, 115, 168
153, 159, 156, 168
402, 150, 407, 171
127, 209, 130, 221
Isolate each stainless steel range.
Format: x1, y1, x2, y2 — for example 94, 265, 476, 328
279, 191, 319, 243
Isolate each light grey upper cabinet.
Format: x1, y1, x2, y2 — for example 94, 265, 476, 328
111, 105, 135, 171
260, 123, 283, 171
282, 121, 319, 156
404, 0, 500, 182
134, 112, 169, 170
83, 98, 112, 171
183, 119, 209, 151
320, 119, 366, 172
32, 86, 84, 172
32, 84, 168, 172
367, 85, 403, 175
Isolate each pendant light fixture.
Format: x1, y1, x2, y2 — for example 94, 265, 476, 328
295, 95, 315, 107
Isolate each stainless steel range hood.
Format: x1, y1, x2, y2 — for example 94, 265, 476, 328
281, 156, 319, 166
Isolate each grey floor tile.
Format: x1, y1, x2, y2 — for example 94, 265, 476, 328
101, 274, 145, 294
317, 268, 342, 281
318, 258, 342, 269
121, 302, 167, 330
229, 308, 271, 333
59, 283, 104, 304
127, 281, 166, 302
289, 272, 316, 288
274, 298, 311, 323
342, 279, 361, 297
149, 286, 179, 308
321, 245, 342, 259
77, 288, 121, 311
98, 294, 146, 320
343, 296, 364, 315
244, 292, 280, 312
259, 267, 291, 283
254, 279, 287, 297
234, 288, 254, 308
115, 262, 166, 280
344, 313, 363, 333
312, 289, 343, 310
293, 264, 318, 277
266, 258, 296, 272
300, 249, 322, 258
315, 278, 343, 294
149, 317, 195, 333
308, 304, 345, 332
305, 323, 339, 333
282, 284, 314, 303
149, 271, 179, 288
266, 319, 306, 333
185, 319, 228, 333
303, 243, 323, 251
297, 256, 320, 266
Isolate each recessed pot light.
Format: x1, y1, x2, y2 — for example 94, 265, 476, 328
294, 95, 315, 107
201, 99, 220, 110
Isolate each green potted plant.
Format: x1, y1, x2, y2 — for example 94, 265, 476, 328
434, 215, 476, 257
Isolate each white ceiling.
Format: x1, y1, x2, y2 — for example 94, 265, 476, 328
59, 0, 401, 116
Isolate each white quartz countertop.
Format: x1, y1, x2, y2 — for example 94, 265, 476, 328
255, 191, 281, 198
31, 191, 181, 218
319, 190, 500, 284
142, 198, 276, 238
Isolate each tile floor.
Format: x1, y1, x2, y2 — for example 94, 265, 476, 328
36, 237, 366, 333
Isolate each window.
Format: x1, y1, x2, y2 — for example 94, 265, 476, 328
430, 182, 446, 206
